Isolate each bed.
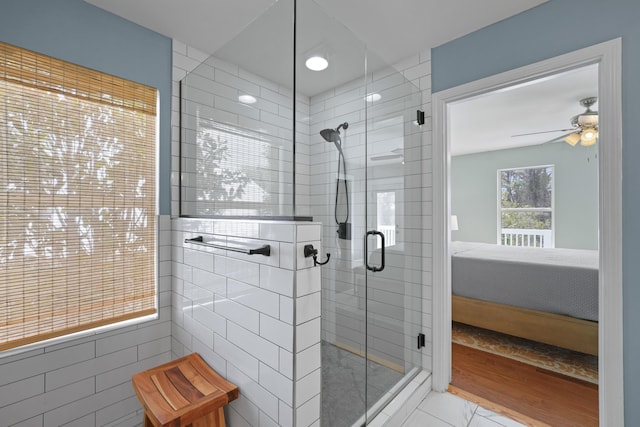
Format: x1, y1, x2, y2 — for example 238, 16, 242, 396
451, 241, 599, 355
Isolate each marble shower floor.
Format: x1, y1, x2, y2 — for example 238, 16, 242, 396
321, 341, 404, 427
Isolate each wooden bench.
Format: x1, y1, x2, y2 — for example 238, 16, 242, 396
132, 353, 238, 427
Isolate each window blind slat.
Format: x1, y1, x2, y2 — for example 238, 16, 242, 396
0, 41, 157, 352
0, 43, 156, 116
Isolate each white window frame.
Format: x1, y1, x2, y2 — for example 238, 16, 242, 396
497, 164, 555, 248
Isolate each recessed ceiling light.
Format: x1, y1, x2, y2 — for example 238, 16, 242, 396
305, 56, 328, 71
238, 94, 257, 104
365, 93, 382, 102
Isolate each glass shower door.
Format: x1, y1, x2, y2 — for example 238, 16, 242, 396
362, 67, 423, 423
297, 0, 423, 424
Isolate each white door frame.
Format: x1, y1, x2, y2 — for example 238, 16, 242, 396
431, 38, 623, 426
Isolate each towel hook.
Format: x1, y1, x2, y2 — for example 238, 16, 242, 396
303, 244, 330, 266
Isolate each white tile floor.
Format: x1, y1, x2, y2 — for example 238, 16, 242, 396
400, 392, 527, 427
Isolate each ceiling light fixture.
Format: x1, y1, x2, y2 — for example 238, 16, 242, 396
580, 128, 598, 146
563, 132, 581, 147
305, 56, 328, 71
238, 94, 257, 104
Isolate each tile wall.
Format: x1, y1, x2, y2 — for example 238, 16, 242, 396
395, 50, 434, 373
170, 219, 322, 426
0, 42, 431, 427
308, 54, 432, 372
172, 41, 311, 218
172, 42, 324, 426
0, 216, 174, 427
172, 37, 434, 426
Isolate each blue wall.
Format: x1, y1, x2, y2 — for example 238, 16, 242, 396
433, 0, 640, 422
0, 0, 173, 215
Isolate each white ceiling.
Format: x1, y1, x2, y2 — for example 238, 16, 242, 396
83, 0, 588, 155
450, 64, 599, 156
83, 0, 547, 96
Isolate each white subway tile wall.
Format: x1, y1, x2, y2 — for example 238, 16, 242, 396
171, 219, 322, 426
173, 39, 311, 218
412, 50, 434, 373
309, 53, 432, 373
172, 39, 433, 426
0, 215, 173, 427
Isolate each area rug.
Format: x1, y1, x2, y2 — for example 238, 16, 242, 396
452, 322, 598, 384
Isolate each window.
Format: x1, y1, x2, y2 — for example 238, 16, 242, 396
186, 121, 281, 216
376, 191, 396, 248
498, 165, 554, 248
180, 73, 293, 217
0, 41, 157, 352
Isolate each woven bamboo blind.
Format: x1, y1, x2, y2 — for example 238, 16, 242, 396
0, 41, 157, 352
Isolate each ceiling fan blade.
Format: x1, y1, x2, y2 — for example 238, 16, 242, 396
511, 128, 575, 138
544, 131, 578, 145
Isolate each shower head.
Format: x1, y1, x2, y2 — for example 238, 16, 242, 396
320, 122, 349, 151
320, 128, 341, 144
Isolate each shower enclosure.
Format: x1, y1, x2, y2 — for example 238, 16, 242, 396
180, 0, 423, 425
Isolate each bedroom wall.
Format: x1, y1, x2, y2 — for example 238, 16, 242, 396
432, 0, 640, 423
451, 142, 598, 250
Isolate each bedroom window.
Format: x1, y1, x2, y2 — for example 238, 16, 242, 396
0, 41, 158, 353
498, 165, 554, 248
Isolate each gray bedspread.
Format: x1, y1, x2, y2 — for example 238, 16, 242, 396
451, 241, 598, 321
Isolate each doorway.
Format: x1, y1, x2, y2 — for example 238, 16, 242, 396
431, 39, 623, 426
447, 63, 599, 425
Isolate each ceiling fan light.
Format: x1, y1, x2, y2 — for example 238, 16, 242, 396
580, 128, 598, 146
564, 132, 581, 146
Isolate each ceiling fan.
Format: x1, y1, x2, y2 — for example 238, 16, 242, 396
512, 97, 599, 147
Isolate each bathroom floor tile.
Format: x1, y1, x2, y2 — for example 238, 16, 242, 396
468, 414, 506, 427
402, 409, 454, 427
400, 393, 529, 427
474, 407, 528, 427
417, 392, 477, 427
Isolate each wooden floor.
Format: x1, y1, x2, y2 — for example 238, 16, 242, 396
451, 343, 599, 427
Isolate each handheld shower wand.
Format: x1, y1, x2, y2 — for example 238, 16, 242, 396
320, 122, 350, 240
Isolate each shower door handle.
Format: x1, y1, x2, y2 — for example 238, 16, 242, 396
365, 230, 385, 272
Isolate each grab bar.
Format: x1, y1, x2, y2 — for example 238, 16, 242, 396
184, 236, 271, 256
